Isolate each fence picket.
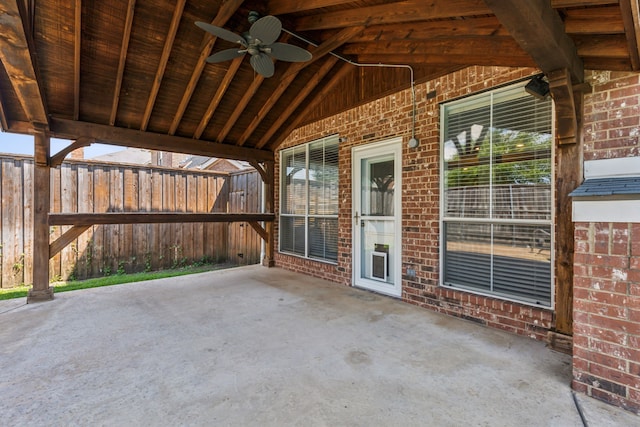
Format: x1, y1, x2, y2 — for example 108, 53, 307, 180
0, 155, 262, 288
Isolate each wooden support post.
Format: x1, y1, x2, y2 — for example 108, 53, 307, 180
27, 131, 54, 302
549, 70, 584, 337
263, 161, 275, 267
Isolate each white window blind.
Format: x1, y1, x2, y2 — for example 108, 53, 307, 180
441, 80, 553, 306
280, 135, 339, 262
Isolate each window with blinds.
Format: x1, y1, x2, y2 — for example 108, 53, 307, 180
440, 80, 553, 307
280, 135, 339, 262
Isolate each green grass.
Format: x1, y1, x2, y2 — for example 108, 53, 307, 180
0, 264, 232, 301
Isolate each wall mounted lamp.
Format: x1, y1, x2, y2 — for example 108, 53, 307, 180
525, 75, 550, 99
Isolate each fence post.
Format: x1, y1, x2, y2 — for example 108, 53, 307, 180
27, 131, 53, 302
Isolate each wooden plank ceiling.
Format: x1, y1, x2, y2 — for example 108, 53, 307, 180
0, 0, 639, 160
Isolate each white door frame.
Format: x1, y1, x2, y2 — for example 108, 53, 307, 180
352, 137, 403, 297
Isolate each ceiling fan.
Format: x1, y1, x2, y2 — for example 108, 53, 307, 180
195, 12, 312, 78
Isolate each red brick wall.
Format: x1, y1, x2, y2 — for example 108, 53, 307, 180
572, 70, 640, 414
274, 66, 552, 340
572, 222, 640, 414
584, 71, 640, 160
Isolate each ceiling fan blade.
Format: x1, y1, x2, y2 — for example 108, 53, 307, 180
249, 15, 281, 45
269, 43, 313, 62
195, 21, 247, 47
250, 53, 275, 78
206, 48, 245, 63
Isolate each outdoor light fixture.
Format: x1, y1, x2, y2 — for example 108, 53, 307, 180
525, 75, 550, 99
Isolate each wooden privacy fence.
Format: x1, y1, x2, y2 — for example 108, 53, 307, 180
0, 155, 262, 288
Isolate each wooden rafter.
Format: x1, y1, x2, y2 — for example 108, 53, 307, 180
193, 56, 243, 139
237, 26, 364, 147
236, 57, 307, 147
355, 53, 535, 68
268, 61, 353, 150
301, 25, 365, 68
551, 0, 622, 6
349, 18, 507, 43
268, 0, 358, 15
619, 0, 640, 69
483, 0, 584, 82
73, 0, 81, 120
574, 35, 630, 58
109, 0, 136, 126
256, 56, 339, 149
49, 118, 274, 163
168, 0, 243, 135
294, 0, 491, 31
140, 0, 187, 131
217, 73, 266, 143
563, 6, 626, 35
343, 37, 527, 57
0, 0, 48, 126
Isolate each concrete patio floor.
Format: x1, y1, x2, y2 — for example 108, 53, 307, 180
1, 265, 637, 426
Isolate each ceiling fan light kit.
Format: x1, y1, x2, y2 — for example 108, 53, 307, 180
195, 14, 312, 78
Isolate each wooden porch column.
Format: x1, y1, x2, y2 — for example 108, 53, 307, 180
548, 69, 584, 336
263, 160, 275, 267
27, 131, 53, 302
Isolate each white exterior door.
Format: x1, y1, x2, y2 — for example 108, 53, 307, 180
353, 138, 402, 297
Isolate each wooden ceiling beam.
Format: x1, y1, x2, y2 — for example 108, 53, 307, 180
73, 0, 81, 120
140, 0, 187, 131
256, 56, 339, 149
619, 0, 640, 69
236, 56, 307, 147
168, 0, 244, 135
268, 0, 361, 15
49, 118, 273, 163
355, 53, 536, 68
574, 34, 633, 58
582, 56, 633, 70
551, 0, 624, 7
193, 56, 243, 140
0, 0, 48, 126
237, 26, 364, 147
303, 25, 365, 68
343, 37, 527, 57
216, 74, 266, 143
563, 6, 625, 35
483, 0, 584, 82
109, 0, 136, 126
268, 61, 353, 150
293, 0, 491, 31
346, 17, 507, 43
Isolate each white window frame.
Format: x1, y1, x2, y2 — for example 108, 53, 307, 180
439, 79, 555, 308
279, 135, 339, 263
